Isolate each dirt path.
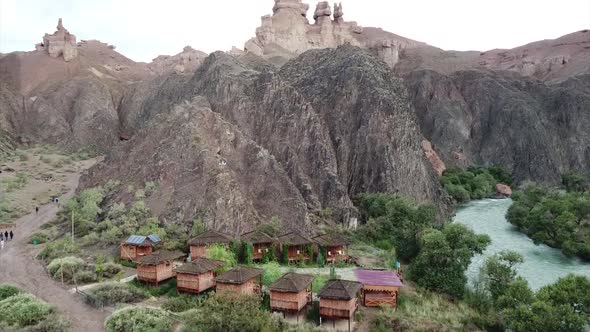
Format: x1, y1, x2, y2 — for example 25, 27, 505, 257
0, 171, 107, 332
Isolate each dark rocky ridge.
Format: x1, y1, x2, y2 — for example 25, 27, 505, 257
81, 46, 450, 230
404, 70, 590, 182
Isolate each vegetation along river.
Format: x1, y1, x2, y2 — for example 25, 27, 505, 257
454, 198, 590, 290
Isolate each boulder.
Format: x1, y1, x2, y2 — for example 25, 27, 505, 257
496, 183, 513, 197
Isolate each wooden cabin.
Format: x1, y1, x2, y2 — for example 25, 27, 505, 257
354, 269, 404, 308
215, 266, 263, 295
135, 250, 185, 286
188, 230, 233, 259
241, 230, 275, 261
269, 273, 314, 319
278, 231, 313, 263
175, 257, 225, 294
120, 234, 161, 260
312, 233, 350, 264
318, 279, 362, 332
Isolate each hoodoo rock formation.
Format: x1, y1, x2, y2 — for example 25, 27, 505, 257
148, 46, 208, 75
244, 0, 403, 67
36, 18, 78, 61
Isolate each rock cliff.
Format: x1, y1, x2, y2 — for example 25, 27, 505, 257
244, 0, 408, 67
82, 46, 450, 230
404, 70, 590, 182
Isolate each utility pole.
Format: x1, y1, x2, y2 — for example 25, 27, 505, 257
71, 210, 75, 243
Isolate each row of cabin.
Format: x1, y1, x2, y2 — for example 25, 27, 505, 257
188, 230, 351, 264
134, 248, 403, 332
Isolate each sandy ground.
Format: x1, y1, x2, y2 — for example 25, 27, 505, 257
0, 147, 95, 222
0, 161, 107, 332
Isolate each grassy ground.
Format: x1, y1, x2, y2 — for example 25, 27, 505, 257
0, 146, 95, 225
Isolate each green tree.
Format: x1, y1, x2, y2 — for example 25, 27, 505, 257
356, 194, 437, 261
503, 300, 586, 332
409, 224, 490, 298
536, 274, 590, 319
242, 241, 254, 265
562, 172, 589, 193
206, 244, 237, 271
480, 250, 524, 300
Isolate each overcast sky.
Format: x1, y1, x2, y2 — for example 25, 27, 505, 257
1, 0, 588, 62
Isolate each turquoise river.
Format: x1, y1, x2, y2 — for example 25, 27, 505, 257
454, 198, 590, 290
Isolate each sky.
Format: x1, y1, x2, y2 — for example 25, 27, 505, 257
0, 0, 589, 63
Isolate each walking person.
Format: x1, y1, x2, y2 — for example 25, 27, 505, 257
4, 231, 7, 241
9, 230, 13, 241
35, 206, 39, 214
0, 233, 3, 242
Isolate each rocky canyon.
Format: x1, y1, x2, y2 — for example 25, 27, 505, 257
1, 1, 589, 234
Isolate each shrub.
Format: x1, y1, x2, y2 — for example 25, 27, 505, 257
102, 262, 123, 278
206, 244, 237, 270
74, 270, 97, 284
130, 279, 177, 297
162, 294, 207, 312
0, 293, 54, 327
87, 283, 148, 307
182, 292, 280, 332
47, 256, 86, 283
38, 237, 80, 261
261, 262, 282, 286
105, 306, 173, 332
0, 284, 22, 301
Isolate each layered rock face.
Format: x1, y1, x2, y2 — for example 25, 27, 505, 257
405, 70, 590, 183
148, 46, 208, 75
81, 97, 310, 235
87, 46, 450, 230
36, 18, 78, 61
244, 0, 402, 67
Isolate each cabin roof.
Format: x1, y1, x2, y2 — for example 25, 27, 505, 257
215, 266, 263, 284
241, 230, 275, 244
312, 233, 350, 247
188, 230, 233, 245
318, 279, 362, 300
135, 250, 185, 265
175, 257, 225, 275
354, 269, 404, 287
269, 272, 314, 293
277, 231, 313, 246
124, 234, 161, 247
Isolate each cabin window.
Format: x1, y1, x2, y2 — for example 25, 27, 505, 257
338, 250, 342, 255
328, 251, 332, 256
265, 248, 269, 252
296, 250, 300, 254
258, 248, 262, 253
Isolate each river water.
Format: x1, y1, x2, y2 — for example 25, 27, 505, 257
454, 199, 590, 290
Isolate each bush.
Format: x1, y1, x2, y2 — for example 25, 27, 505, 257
441, 166, 510, 203
506, 184, 590, 260
105, 306, 173, 332
409, 224, 490, 298
0, 293, 54, 327
87, 283, 148, 307
102, 262, 123, 278
38, 238, 80, 261
356, 194, 436, 261
162, 294, 207, 312
261, 262, 282, 286
75, 270, 98, 283
130, 279, 177, 297
182, 292, 281, 332
206, 244, 237, 270
47, 256, 86, 283
0, 284, 22, 301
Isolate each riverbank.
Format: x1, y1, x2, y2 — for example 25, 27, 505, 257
454, 199, 590, 290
